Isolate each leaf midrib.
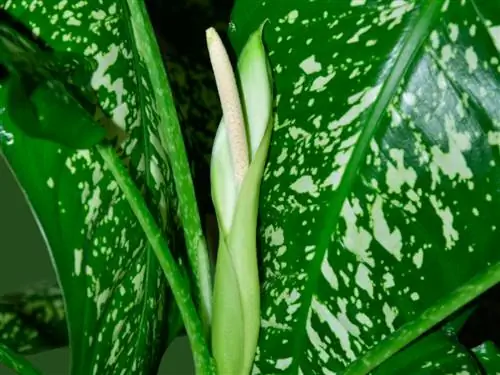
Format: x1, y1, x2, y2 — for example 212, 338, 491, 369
290, 0, 445, 372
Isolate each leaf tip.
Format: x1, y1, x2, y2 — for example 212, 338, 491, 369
259, 18, 270, 34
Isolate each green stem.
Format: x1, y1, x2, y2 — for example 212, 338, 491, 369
0, 343, 42, 375
344, 262, 500, 375
97, 146, 214, 375
125, 0, 213, 336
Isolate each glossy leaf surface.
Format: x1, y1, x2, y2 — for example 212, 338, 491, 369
0, 17, 107, 150
228, 0, 500, 373
373, 330, 482, 374
0, 2, 189, 374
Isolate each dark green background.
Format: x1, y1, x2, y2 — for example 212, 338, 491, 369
0, 157, 195, 375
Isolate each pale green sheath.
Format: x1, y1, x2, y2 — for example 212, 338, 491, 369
207, 23, 273, 375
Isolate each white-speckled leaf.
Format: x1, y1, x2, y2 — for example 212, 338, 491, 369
228, 0, 500, 373
0, 2, 184, 374
0, 283, 68, 355
473, 341, 500, 372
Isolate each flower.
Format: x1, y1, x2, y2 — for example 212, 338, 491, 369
207, 22, 273, 375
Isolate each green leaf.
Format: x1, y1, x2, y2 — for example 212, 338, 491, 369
473, 341, 500, 373
96, 145, 213, 374
162, 50, 221, 220
228, 0, 500, 373
372, 330, 482, 374
4, 75, 108, 150
0, 19, 108, 149
0, 283, 68, 355
0, 2, 201, 374
125, 0, 213, 337
0, 343, 42, 375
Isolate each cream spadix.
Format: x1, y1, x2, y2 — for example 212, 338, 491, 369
206, 27, 249, 187
208, 23, 273, 375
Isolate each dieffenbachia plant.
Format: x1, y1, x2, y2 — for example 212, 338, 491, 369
4, 0, 500, 373
206, 24, 273, 374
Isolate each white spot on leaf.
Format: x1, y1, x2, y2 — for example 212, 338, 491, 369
355, 263, 373, 298
429, 196, 459, 250
371, 196, 403, 261
290, 175, 319, 197
299, 55, 322, 74
74, 248, 83, 276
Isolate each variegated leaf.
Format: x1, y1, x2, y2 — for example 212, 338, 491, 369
0, 283, 67, 355
228, 0, 500, 373
0, 1, 200, 373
